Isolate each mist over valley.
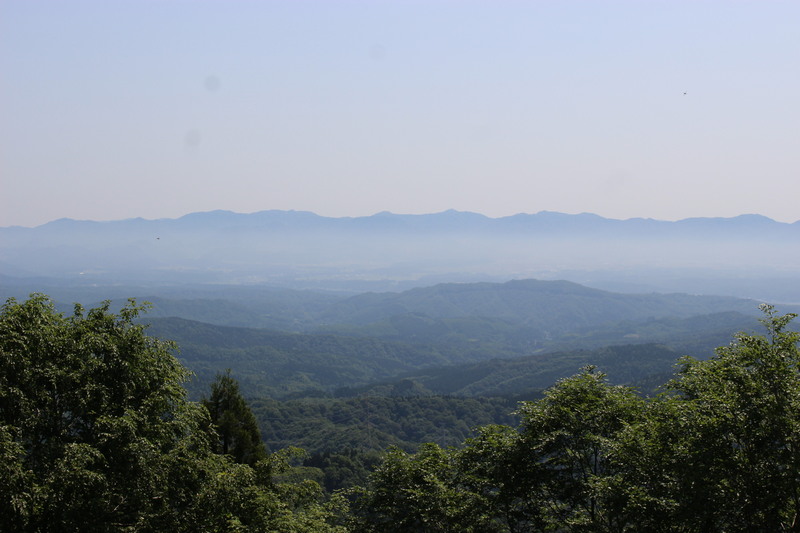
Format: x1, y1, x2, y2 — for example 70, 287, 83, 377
3, 209, 798, 302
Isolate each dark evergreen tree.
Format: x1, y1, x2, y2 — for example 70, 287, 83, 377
203, 369, 268, 465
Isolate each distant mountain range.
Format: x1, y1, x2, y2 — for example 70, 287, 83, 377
5, 209, 798, 236
2, 210, 798, 301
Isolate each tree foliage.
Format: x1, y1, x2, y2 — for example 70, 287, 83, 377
350, 443, 498, 533
0, 295, 343, 532
4, 293, 798, 531
203, 369, 268, 465
351, 368, 643, 532
608, 304, 800, 531
353, 305, 800, 532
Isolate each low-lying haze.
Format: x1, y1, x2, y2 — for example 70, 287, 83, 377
2, 210, 798, 303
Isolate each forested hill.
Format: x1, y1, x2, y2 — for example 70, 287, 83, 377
4, 278, 773, 334
362, 343, 686, 399
108, 278, 770, 332
313, 279, 763, 329
125, 278, 783, 399
145, 309, 761, 399
144, 317, 450, 398
3, 276, 781, 400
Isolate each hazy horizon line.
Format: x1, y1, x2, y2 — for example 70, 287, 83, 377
3, 208, 797, 229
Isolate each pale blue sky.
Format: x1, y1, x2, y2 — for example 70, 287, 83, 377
2, 0, 799, 227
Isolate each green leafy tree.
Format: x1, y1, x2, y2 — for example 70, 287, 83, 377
203, 369, 268, 465
457, 424, 542, 532
353, 307, 800, 532
610, 304, 800, 532
0, 294, 204, 530
513, 366, 645, 531
0, 295, 343, 532
351, 442, 496, 532
353, 369, 644, 533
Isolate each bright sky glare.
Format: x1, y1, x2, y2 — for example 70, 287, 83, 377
1, 0, 799, 227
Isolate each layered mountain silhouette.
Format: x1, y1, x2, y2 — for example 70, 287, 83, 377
2, 210, 798, 300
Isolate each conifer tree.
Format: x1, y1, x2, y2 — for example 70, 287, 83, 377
203, 369, 268, 465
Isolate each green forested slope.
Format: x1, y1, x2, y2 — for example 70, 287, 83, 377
144, 317, 452, 398
32, 278, 773, 334
250, 394, 520, 492
381, 343, 683, 398
252, 396, 518, 454
4, 293, 799, 531
144, 310, 759, 399
351, 306, 800, 532
315, 279, 764, 328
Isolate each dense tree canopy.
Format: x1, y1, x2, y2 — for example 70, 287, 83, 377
608, 304, 800, 531
352, 305, 800, 532
0, 295, 343, 532
2, 294, 798, 532
350, 368, 645, 532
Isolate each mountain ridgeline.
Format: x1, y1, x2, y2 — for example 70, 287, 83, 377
2, 209, 799, 300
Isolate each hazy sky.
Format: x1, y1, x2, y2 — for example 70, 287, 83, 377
2, 1, 799, 227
